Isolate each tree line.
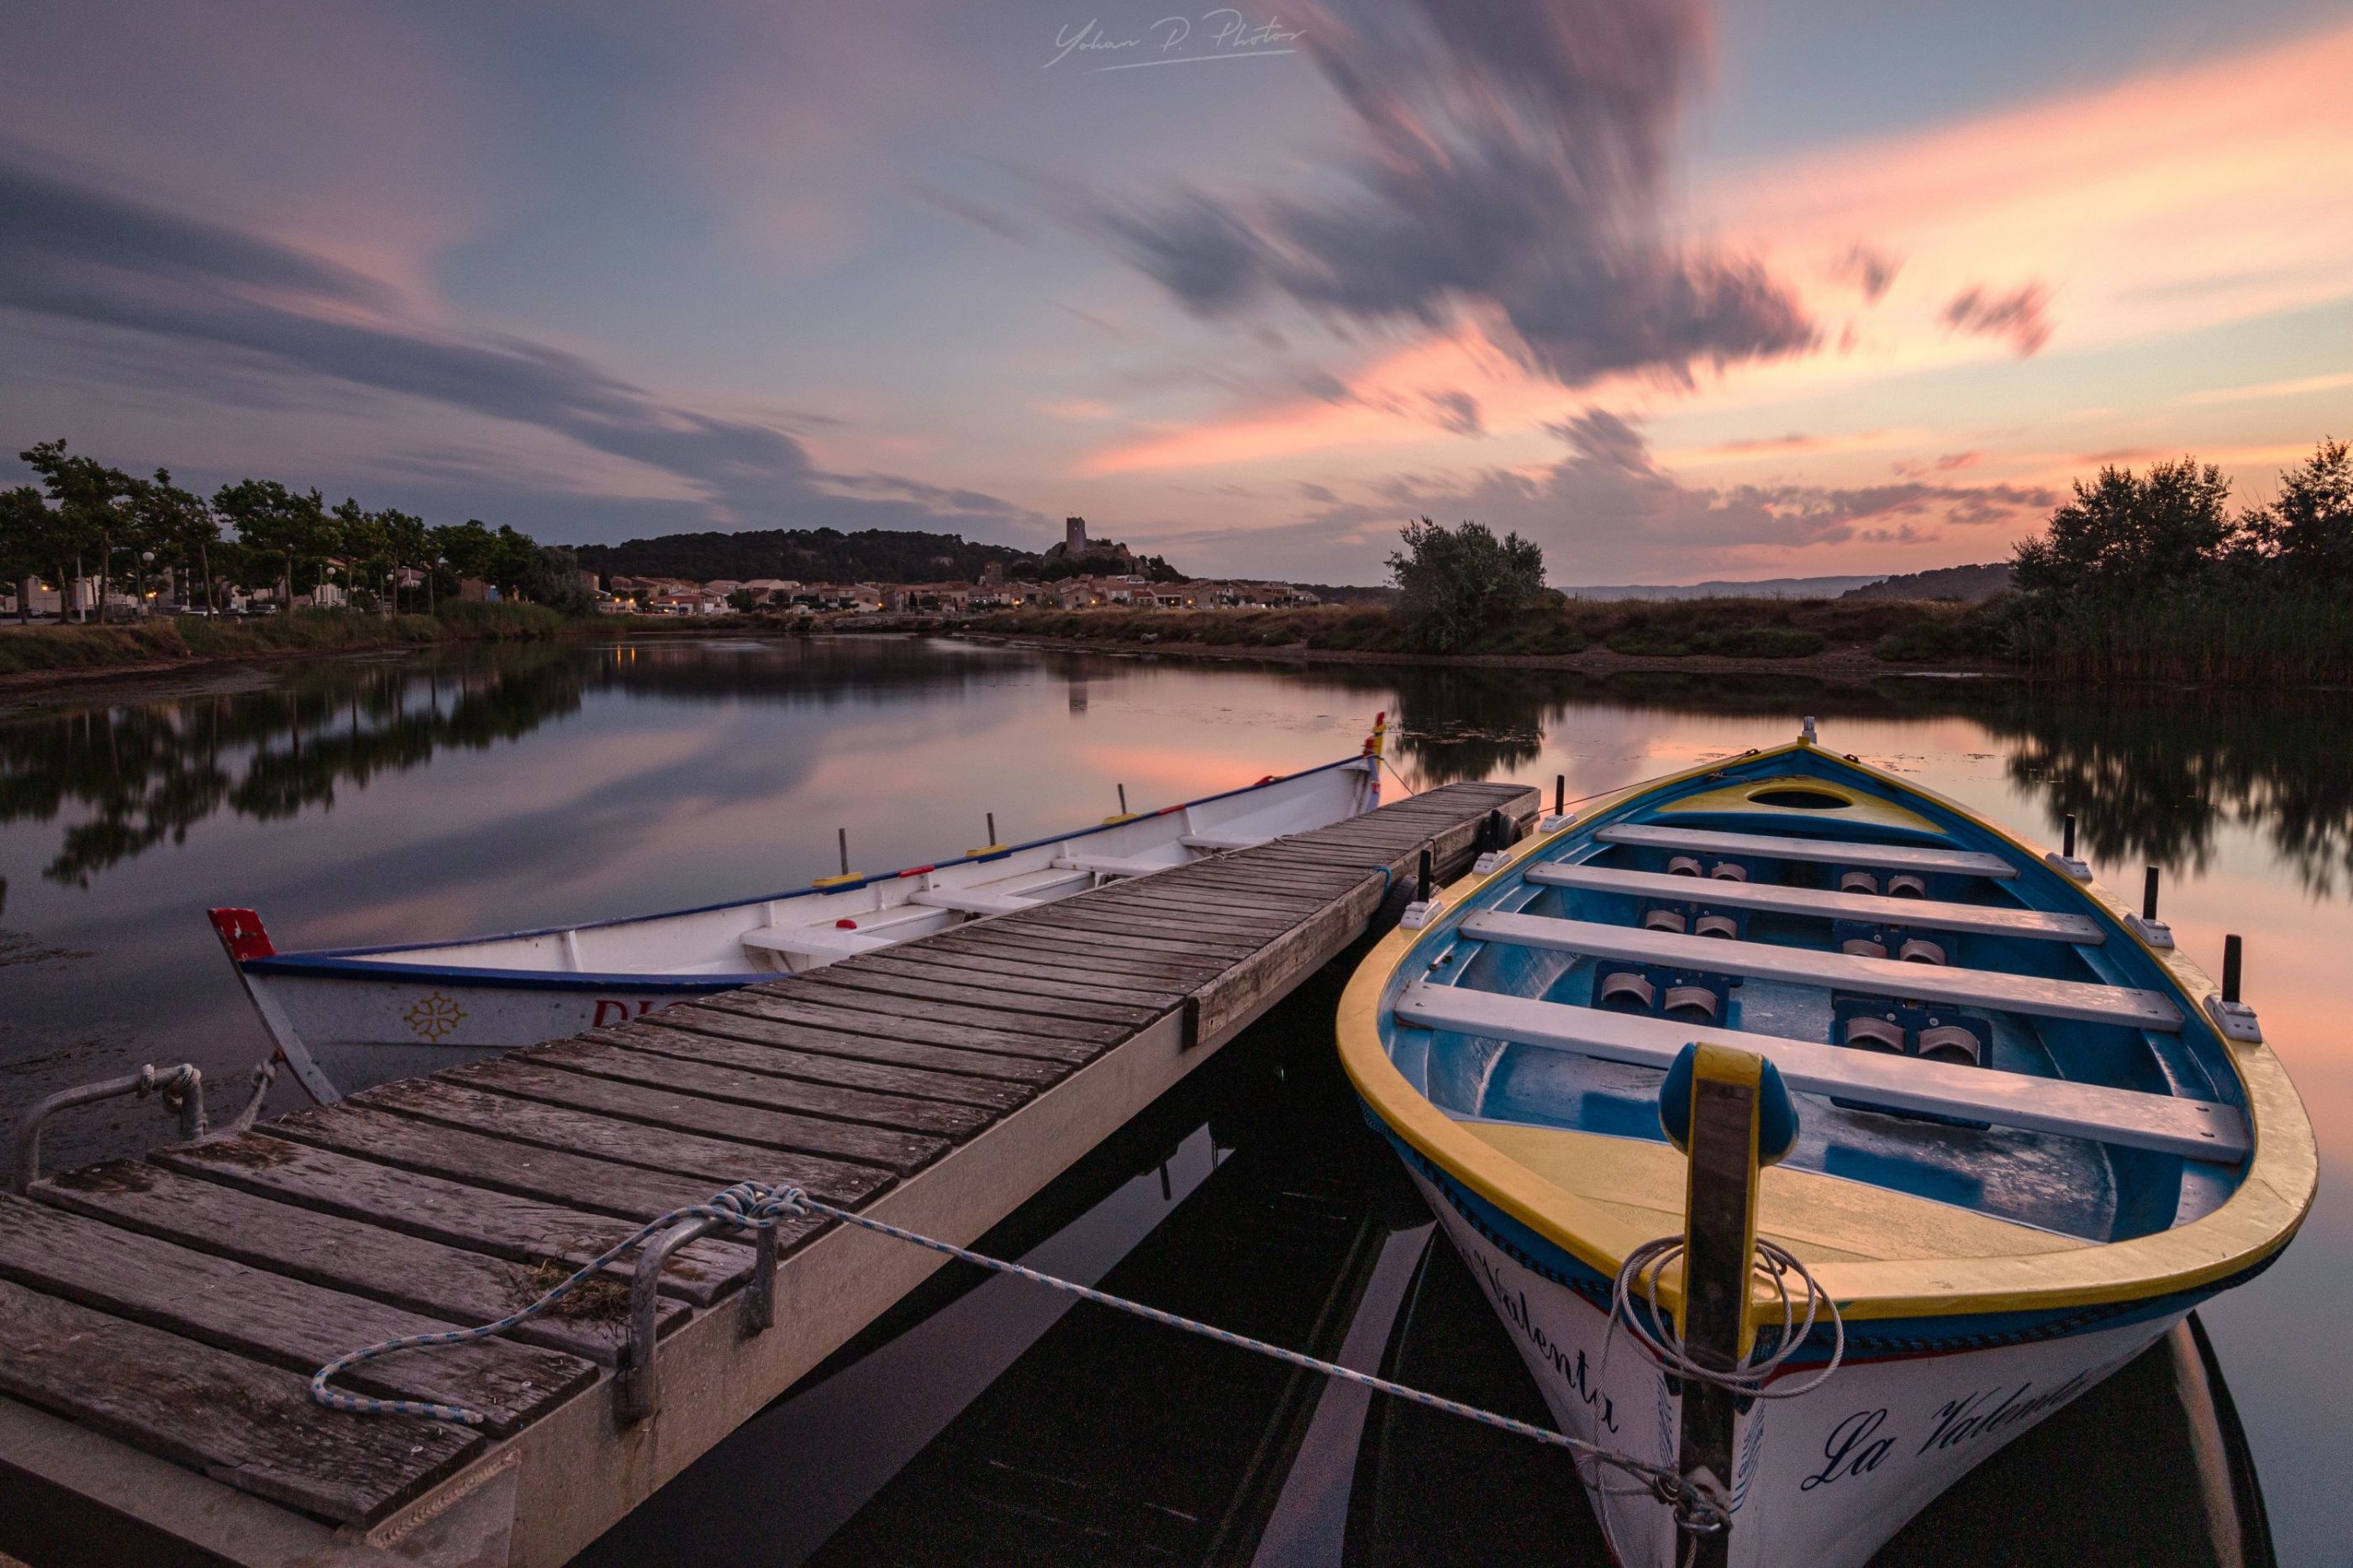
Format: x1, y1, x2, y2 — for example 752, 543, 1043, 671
1, 439, 593, 620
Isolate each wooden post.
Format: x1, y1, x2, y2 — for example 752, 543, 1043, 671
1663, 1042, 1797, 1568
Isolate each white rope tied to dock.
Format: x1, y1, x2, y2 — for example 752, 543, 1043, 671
308, 1179, 1775, 1541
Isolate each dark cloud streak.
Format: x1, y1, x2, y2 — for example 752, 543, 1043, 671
0, 155, 1045, 543
1094, 0, 1817, 387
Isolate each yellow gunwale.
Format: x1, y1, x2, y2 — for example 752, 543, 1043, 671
1335, 739, 2319, 1323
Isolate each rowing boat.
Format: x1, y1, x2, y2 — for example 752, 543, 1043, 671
1336, 723, 2314, 1568
211, 722, 1387, 1102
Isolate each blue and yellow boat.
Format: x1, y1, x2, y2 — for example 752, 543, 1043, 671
1337, 726, 2314, 1567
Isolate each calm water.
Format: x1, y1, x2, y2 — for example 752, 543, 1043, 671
1, 636, 2345, 1565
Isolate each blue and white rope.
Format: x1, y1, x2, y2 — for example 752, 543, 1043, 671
311, 1180, 1738, 1536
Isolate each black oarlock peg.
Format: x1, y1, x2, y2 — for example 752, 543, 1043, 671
2223, 935, 2243, 1004
1556, 774, 1566, 815
2062, 813, 2077, 858
838, 828, 850, 877
1417, 847, 1434, 904
2142, 866, 2161, 922
1117, 783, 1128, 814
987, 812, 997, 845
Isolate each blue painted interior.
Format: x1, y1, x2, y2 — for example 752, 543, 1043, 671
1380, 749, 2249, 1245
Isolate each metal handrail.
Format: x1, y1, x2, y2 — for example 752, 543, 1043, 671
9, 1057, 277, 1194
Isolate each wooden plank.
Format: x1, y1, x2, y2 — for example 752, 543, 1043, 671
1189, 884, 1384, 1044
536, 1037, 999, 1135
597, 1018, 1036, 1109
1081, 878, 1335, 916
831, 950, 1182, 1013
1394, 983, 2245, 1161
932, 919, 1254, 966
790, 963, 1167, 1028
32, 1161, 680, 1365
0, 1276, 479, 1525
443, 1057, 952, 1175
653, 1004, 1067, 1086
0, 1194, 591, 1437
708, 991, 1108, 1060
1598, 823, 2016, 878
1458, 912, 2182, 1030
270, 1103, 834, 1244
994, 905, 1274, 952
355, 1079, 899, 1204
1522, 861, 2103, 943
155, 1133, 755, 1304
482, 1049, 968, 1156
1055, 889, 1308, 934
913, 927, 1224, 984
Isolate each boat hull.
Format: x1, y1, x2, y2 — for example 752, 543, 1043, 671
1399, 1155, 2185, 1568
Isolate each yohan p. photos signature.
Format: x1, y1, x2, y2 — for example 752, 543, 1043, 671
1046, 10, 1306, 71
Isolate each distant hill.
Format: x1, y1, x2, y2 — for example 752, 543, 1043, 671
573, 528, 1037, 586
1561, 576, 1887, 602
1840, 563, 2012, 602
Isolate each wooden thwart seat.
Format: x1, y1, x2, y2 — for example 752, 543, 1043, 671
907, 887, 1039, 916
1524, 862, 2101, 943
1598, 823, 2016, 879
1460, 912, 2180, 1030
1394, 982, 2246, 1162
1180, 831, 1272, 851
1053, 852, 1194, 878
740, 923, 896, 961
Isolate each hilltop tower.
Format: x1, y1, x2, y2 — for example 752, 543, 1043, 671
1066, 517, 1088, 554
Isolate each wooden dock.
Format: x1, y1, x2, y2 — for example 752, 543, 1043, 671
0, 780, 1534, 1568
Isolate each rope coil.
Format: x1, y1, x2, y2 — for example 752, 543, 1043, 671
312, 1180, 1837, 1542
1608, 1235, 1846, 1402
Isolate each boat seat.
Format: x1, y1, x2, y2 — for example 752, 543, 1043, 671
1524, 863, 2101, 943
1053, 852, 1192, 878
908, 887, 1039, 916
1598, 823, 2016, 879
1394, 981, 2247, 1162
1180, 832, 1271, 851
1459, 912, 2182, 1031
740, 922, 896, 963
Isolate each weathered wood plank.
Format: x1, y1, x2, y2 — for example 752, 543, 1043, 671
703, 992, 1104, 1061
913, 928, 1223, 984
792, 964, 1166, 1028
596, 1018, 1037, 1109
355, 1079, 897, 1205
530, 1038, 997, 1137
0, 1194, 590, 1437
33, 1161, 679, 1365
829, 950, 1182, 1012
653, 1005, 1066, 1086
933, 920, 1253, 966
155, 1133, 755, 1305
1022, 897, 1300, 940
737, 976, 1134, 1045
270, 1104, 829, 1257
449, 1055, 955, 1173
0, 1276, 480, 1525
1192, 884, 1389, 1046
1076, 880, 1333, 918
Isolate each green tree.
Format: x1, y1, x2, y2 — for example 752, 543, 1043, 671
429, 518, 498, 591
132, 470, 220, 610
2244, 439, 2353, 579
520, 544, 597, 615
19, 439, 134, 620
1386, 518, 1549, 652
2013, 458, 2236, 596
0, 487, 54, 619
213, 480, 329, 610
329, 497, 391, 610
376, 508, 429, 613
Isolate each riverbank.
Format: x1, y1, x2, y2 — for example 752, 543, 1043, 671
0, 603, 568, 689
958, 597, 2009, 680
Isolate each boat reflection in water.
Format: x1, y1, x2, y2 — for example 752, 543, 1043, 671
581, 968, 2276, 1568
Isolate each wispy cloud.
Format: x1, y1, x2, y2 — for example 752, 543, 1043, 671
1942, 283, 2054, 356
0, 155, 1045, 542
2176, 371, 2353, 407
1092, 0, 1816, 388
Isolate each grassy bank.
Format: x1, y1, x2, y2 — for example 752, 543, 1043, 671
970, 597, 1992, 665
0, 602, 569, 677
2008, 584, 2353, 685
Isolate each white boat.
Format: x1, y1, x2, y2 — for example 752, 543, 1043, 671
1337, 725, 2314, 1568
213, 721, 1388, 1102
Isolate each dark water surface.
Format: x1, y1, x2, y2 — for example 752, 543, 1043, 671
1, 635, 2345, 1565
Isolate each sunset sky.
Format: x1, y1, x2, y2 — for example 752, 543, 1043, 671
3, 0, 2349, 583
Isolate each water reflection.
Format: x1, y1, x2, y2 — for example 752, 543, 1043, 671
1308, 662, 2353, 899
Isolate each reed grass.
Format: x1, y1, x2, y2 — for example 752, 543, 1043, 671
2008, 584, 2353, 686
0, 602, 568, 676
